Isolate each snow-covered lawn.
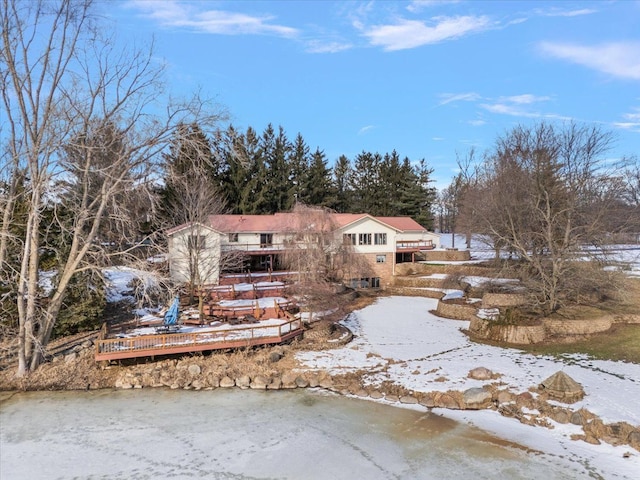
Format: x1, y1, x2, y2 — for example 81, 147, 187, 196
297, 296, 640, 479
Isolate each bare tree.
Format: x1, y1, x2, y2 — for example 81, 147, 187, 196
464, 122, 626, 315
281, 204, 371, 314
0, 0, 223, 375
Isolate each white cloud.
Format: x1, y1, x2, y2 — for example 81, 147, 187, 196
538, 41, 640, 80
480, 103, 539, 117
535, 8, 597, 17
468, 119, 486, 126
432, 136, 444, 141
480, 93, 552, 118
305, 40, 352, 54
622, 108, 640, 122
407, 0, 461, 13
437, 92, 481, 105
358, 125, 376, 135
127, 0, 298, 37
362, 15, 492, 51
613, 122, 640, 133
499, 94, 551, 104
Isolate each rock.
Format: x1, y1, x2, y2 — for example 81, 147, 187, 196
419, 395, 435, 408
81, 340, 93, 349
385, 394, 399, 403
269, 352, 283, 363
187, 364, 201, 376
281, 373, 298, 389
463, 388, 492, 409
236, 375, 251, 389
539, 371, 585, 403
354, 389, 369, 398
499, 404, 520, 418
570, 411, 584, 426
268, 377, 282, 390
191, 380, 203, 390
438, 393, 459, 409
170, 383, 180, 390
399, 395, 418, 405
318, 377, 334, 389
496, 390, 513, 404
584, 435, 601, 445
369, 390, 383, 400
551, 409, 570, 424
64, 352, 78, 363
307, 374, 320, 388
207, 375, 220, 388
295, 376, 310, 388
627, 431, 640, 450
468, 367, 493, 380
219, 376, 235, 388
250, 375, 270, 390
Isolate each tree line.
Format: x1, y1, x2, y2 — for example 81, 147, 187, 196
159, 123, 436, 229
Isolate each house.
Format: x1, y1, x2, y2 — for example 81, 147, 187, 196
167, 211, 440, 288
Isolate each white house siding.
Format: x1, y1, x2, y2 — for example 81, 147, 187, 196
340, 218, 397, 255
168, 226, 222, 285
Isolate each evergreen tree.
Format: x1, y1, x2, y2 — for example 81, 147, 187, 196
261, 124, 293, 213
288, 133, 310, 204
306, 148, 334, 206
350, 151, 382, 214
238, 127, 268, 214
332, 155, 352, 213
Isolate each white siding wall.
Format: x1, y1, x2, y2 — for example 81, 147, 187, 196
168, 227, 222, 285
340, 218, 396, 254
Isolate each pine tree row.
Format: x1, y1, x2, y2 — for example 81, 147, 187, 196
160, 123, 437, 228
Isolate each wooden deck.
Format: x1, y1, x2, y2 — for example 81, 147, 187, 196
95, 318, 304, 361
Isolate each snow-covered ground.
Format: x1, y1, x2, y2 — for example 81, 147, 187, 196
296, 296, 640, 479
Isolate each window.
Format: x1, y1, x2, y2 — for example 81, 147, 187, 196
358, 233, 372, 245
228, 233, 238, 242
376, 255, 386, 263
374, 233, 387, 245
343, 233, 356, 245
188, 235, 206, 250
260, 233, 273, 247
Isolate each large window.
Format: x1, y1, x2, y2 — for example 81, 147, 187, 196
358, 233, 372, 245
343, 233, 356, 245
376, 254, 386, 263
374, 233, 387, 245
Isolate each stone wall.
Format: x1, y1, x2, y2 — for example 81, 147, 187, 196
423, 249, 471, 262
435, 301, 477, 320
481, 293, 528, 308
469, 316, 546, 344
543, 316, 613, 336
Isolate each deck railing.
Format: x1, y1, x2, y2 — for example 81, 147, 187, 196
396, 240, 434, 250
95, 317, 303, 361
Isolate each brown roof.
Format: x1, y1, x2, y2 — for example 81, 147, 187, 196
375, 216, 427, 232
168, 212, 430, 235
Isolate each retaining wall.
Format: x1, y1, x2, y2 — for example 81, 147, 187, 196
469, 316, 546, 344
435, 301, 477, 320
481, 293, 528, 308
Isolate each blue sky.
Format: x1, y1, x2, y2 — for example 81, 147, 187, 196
108, 0, 640, 188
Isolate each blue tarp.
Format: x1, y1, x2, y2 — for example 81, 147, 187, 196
164, 296, 180, 326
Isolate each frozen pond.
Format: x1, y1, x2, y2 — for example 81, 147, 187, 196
1, 388, 595, 479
